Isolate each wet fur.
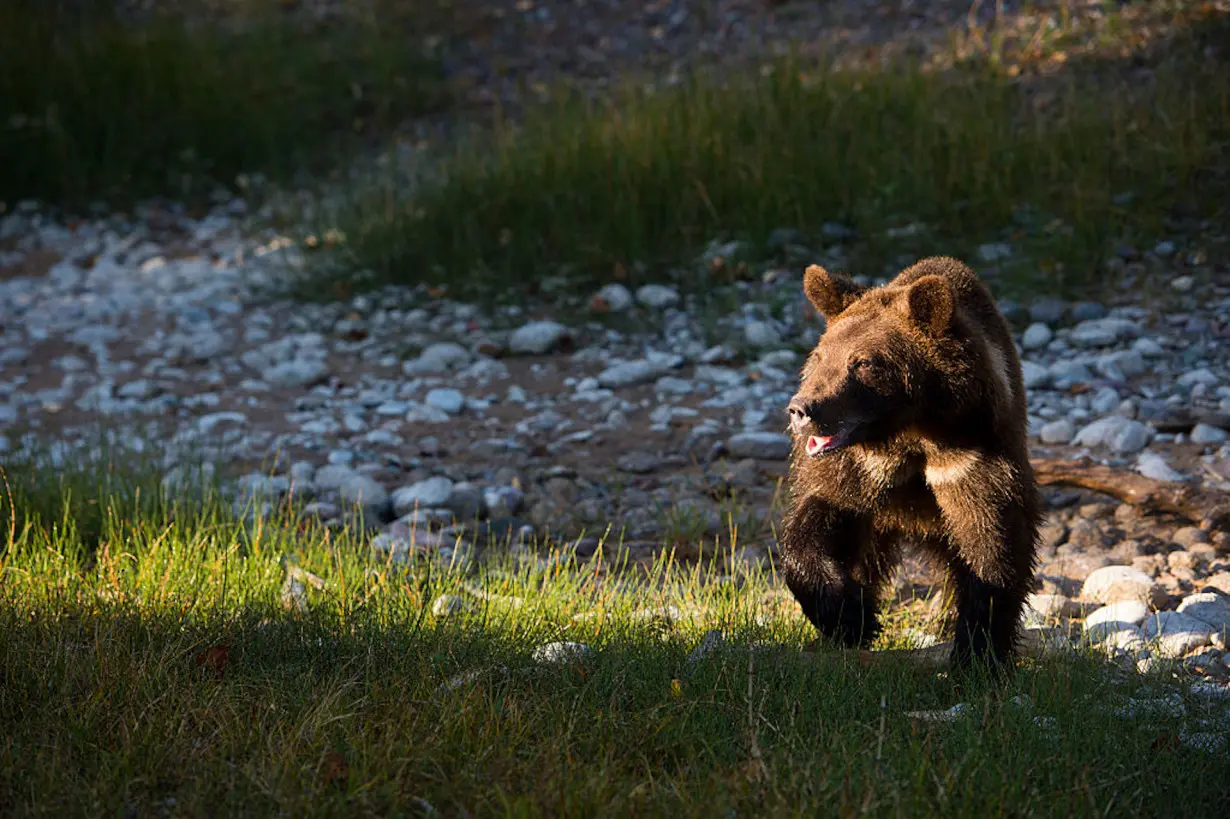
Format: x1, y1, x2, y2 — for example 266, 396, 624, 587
782, 256, 1041, 673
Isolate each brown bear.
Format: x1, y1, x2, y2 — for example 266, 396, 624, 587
781, 256, 1040, 673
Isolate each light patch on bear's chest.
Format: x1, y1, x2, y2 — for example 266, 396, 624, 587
856, 449, 922, 490
923, 448, 981, 486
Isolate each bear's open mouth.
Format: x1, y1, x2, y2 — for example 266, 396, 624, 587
805, 430, 851, 456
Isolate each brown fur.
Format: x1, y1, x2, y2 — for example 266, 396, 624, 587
782, 256, 1041, 673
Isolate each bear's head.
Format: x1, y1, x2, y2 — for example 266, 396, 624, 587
788, 264, 956, 457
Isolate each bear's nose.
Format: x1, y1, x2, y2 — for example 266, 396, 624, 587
787, 397, 811, 435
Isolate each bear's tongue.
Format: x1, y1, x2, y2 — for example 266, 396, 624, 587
806, 435, 834, 455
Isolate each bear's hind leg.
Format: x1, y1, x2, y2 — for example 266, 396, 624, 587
928, 454, 1040, 673
942, 508, 1037, 673
780, 496, 885, 649
947, 561, 1029, 674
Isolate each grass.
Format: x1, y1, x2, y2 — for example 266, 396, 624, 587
3, 452, 1229, 817
308, 8, 1230, 303
0, 0, 448, 208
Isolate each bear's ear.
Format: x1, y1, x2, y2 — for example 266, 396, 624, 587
902, 274, 954, 333
803, 264, 864, 319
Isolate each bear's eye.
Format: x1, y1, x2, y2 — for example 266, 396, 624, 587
849, 358, 873, 374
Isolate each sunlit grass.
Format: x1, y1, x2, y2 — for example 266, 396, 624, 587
2, 450, 1228, 817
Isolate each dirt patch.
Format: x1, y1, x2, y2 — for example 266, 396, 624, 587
0, 247, 60, 281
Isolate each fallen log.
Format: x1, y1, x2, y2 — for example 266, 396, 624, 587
1029, 456, 1230, 531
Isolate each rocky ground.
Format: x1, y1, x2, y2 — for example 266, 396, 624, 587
3, 201, 1230, 703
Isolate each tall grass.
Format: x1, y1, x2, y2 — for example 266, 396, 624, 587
319, 24, 1230, 301
2, 452, 1228, 816
0, 0, 447, 207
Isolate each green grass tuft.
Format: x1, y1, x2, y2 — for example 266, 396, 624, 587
0, 0, 448, 208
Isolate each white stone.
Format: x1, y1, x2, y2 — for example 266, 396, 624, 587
459, 357, 509, 382
594, 283, 633, 312
337, 474, 388, 512
1132, 338, 1165, 357
1080, 565, 1158, 606
532, 641, 595, 664
1190, 423, 1229, 445
425, 388, 465, 415
1177, 592, 1230, 635
289, 461, 316, 487
1039, 419, 1074, 445
635, 284, 680, 309
265, 358, 328, 387
118, 379, 157, 399
405, 403, 451, 424
695, 365, 746, 387
232, 472, 286, 502
1049, 359, 1092, 386
375, 400, 409, 416
198, 411, 247, 435
1021, 361, 1051, 389
1069, 317, 1138, 347
1083, 601, 1150, 642
327, 450, 355, 466
1110, 421, 1153, 454
483, 485, 525, 518
508, 321, 567, 355
1073, 416, 1152, 453
1025, 593, 1077, 622
1136, 452, 1185, 483
404, 341, 471, 374
1096, 350, 1146, 378
1102, 626, 1146, 653
312, 464, 360, 491
1021, 323, 1053, 350
1178, 368, 1219, 387
1072, 415, 1121, 447
392, 476, 454, 515
653, 376, 694, 396
1143, 611, 1214, 658
700, 345, 736, 364
300, 417, 340, 436
726, 431, 791, 460
1090, 387, 1121, 415
444, 481, 485, 519
598, 358, 676, 388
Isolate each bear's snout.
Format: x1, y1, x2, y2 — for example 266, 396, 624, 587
787, 397, 812, 435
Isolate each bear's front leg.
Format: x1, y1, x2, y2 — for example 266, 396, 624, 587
947, 560, 1030, 673
930, 461, 1039, 673
780, 495, 883, 649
